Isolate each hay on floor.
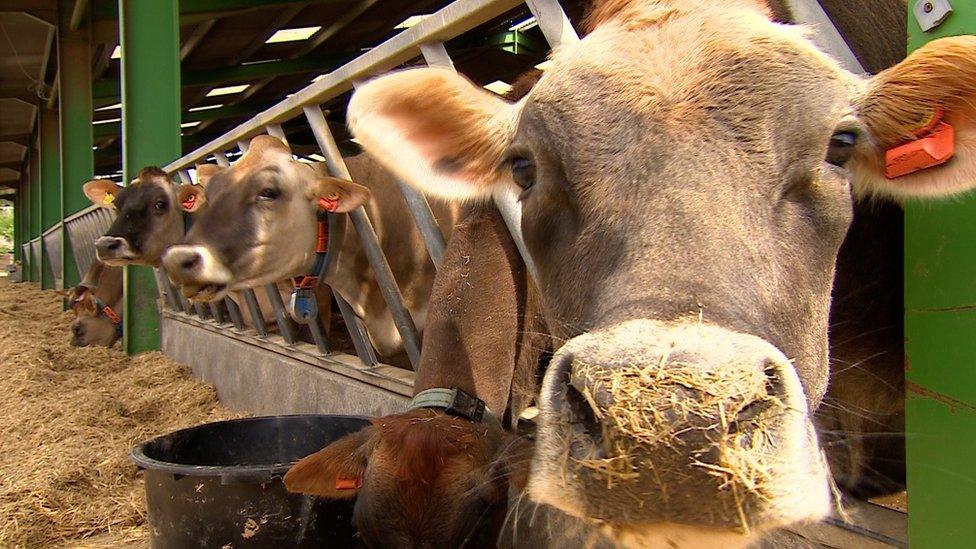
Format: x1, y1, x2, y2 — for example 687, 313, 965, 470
0, 280, 242, 548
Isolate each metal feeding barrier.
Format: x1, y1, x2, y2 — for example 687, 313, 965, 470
63, 204, 117, 279
157, 0, 576, 376
41, 222, 64, 289
29, 237, 42, 282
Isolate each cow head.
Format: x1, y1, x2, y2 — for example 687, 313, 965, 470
84, 167, 185, 266
66, 286, 119, 347
161, 135, 369, 302
347, 0, 976, 544
284, 409, 529, 547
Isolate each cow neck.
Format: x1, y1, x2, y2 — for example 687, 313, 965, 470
79, 278, 123, 336
413, 205, 541, 428
293, 201, 334, 289
408, 387, 504, 430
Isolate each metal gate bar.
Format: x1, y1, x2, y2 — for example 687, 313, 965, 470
156, 0, 567, 371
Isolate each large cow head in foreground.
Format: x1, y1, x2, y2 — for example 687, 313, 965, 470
347, 0, 976, 544
161, 136, 369, 302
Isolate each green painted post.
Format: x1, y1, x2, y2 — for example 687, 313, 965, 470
19, 175, 30, 279
119, 0, 181, 353
58, 0, 94, 290
39, 106, 61, 290
30, 139, 41, 282
13, 180, 23, 265
905, 7, 976, 548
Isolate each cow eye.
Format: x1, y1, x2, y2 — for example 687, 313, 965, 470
154, 199, 168, 211
258, 187, 280, 200
511, 157, 535, 191
826, 131, 857, 167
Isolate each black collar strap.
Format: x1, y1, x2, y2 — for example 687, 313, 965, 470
408, 388, 503, 430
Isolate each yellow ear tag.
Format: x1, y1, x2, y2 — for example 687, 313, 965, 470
103, 193, 115, 205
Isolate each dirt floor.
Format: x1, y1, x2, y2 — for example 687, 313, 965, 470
0, 278, 241, 548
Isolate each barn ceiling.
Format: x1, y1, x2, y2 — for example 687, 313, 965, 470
0, 0, 590, 188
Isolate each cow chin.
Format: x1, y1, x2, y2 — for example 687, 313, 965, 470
527, 319, 832, 546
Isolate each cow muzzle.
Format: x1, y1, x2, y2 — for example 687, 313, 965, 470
528, 319, 831, 545
162, 245, 233, 302
95, 236, 137, 264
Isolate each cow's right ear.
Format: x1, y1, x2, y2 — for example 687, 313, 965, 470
348, 67, 522, 202
83, 179, 123, 208
283, 425, 376, 499
178, 185, 206, 213
194, 164, 222, 187
852, 36, 976, 200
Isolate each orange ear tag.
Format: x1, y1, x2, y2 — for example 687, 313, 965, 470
335, 477, 362, 490
885, 111, 955, 179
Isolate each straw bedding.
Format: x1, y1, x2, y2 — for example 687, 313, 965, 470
0, 280, 241, 548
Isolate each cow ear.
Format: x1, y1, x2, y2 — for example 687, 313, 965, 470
70, 291, 96, 314
178, 185, 206, 213
284, 426, 375, 499
348, 67, 520, 202
194, 164, 222, 187
83, 179, 123, 208
313, 176, 371, 213
852, 36, 976, 200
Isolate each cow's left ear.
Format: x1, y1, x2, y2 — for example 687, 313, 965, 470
68, 289, 96, 314
852, 36, 976, 200
83, 179, 123, 208
348, 67, 520, 202
312, 176, 371, 213
194, 164, 222, 187
284, 425, 376, 499
178, 185, 206, 213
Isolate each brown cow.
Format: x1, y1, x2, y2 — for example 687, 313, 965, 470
82, 167, 331, 333
161, 136, 460, 367
284, 203, 547, 547
282, 2, 916, 543
66, 261, 123, 347
343, 0, 976, 545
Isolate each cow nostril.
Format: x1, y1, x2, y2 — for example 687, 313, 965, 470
565, 385, 602, 438
180, 255, 201, 271
72, 325, 84, 337
107, 240, 121, 251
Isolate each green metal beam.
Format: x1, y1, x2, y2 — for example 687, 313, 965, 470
13, 181, 23, 266
92, 52, 352, 100
92, 101, 276, 138
905, 7, 976, 548
39, 107, 61, 290
94, 0, 327, 21
120, 0, 181, 354
18, 176, 29, 278
59, 0, 94, 290
29, 140, 41, 282
70, 0, 89, 30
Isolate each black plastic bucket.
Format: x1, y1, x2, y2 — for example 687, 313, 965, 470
131, 414, 369, 548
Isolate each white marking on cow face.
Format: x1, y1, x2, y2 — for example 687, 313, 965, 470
161, 245, 233, 302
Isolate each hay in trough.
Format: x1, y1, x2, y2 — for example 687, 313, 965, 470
0, 280, 242, 548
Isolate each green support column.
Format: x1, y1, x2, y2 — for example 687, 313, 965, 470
39, 106, 61, 290
905, 8, 976, 548
58, 0, 95, 290
30, 140, 42, 283
119, 0, 181, 353
13, 181, 23, 265
20, 174, 31, 279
